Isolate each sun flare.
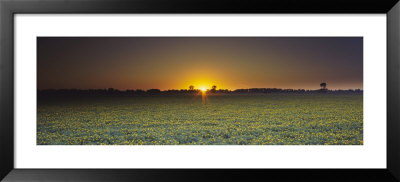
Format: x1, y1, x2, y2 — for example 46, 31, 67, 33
200, 87, 207, 92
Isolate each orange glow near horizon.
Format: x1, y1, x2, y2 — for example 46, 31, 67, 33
37, 37, 363, 91
182, 79, 216, 91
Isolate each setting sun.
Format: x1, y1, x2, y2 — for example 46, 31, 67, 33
36, 37, 364, 146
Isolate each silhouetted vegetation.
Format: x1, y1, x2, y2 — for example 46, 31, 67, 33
320, 82, 327, 90
38, 87, 362, 98
211, 85, 217, 93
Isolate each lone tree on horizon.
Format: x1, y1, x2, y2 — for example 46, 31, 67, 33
212, 85, 217, 91
320, 82, 327, 90
189, 85, 194, 91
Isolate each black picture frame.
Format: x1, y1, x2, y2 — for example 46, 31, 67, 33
1, 0, 399, 181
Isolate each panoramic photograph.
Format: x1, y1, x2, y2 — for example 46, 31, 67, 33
37, 37, 363, 145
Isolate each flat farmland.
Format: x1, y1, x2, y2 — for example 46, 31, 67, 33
37, 94, 363, 145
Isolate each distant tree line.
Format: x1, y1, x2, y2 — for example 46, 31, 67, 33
37, 87, 362, 97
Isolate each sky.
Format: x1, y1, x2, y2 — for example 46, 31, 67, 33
37, 37, 363, 91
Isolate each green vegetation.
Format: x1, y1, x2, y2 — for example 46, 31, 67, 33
37, 94, 363, 145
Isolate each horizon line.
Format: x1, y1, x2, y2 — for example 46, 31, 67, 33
37, 87, 364, 91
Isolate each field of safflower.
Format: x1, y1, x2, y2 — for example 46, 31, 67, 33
37, 93, 363, 145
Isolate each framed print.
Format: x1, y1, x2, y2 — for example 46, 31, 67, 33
1, 0, 400, 181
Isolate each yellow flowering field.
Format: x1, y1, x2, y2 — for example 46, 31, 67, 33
37, 94, 363, 145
